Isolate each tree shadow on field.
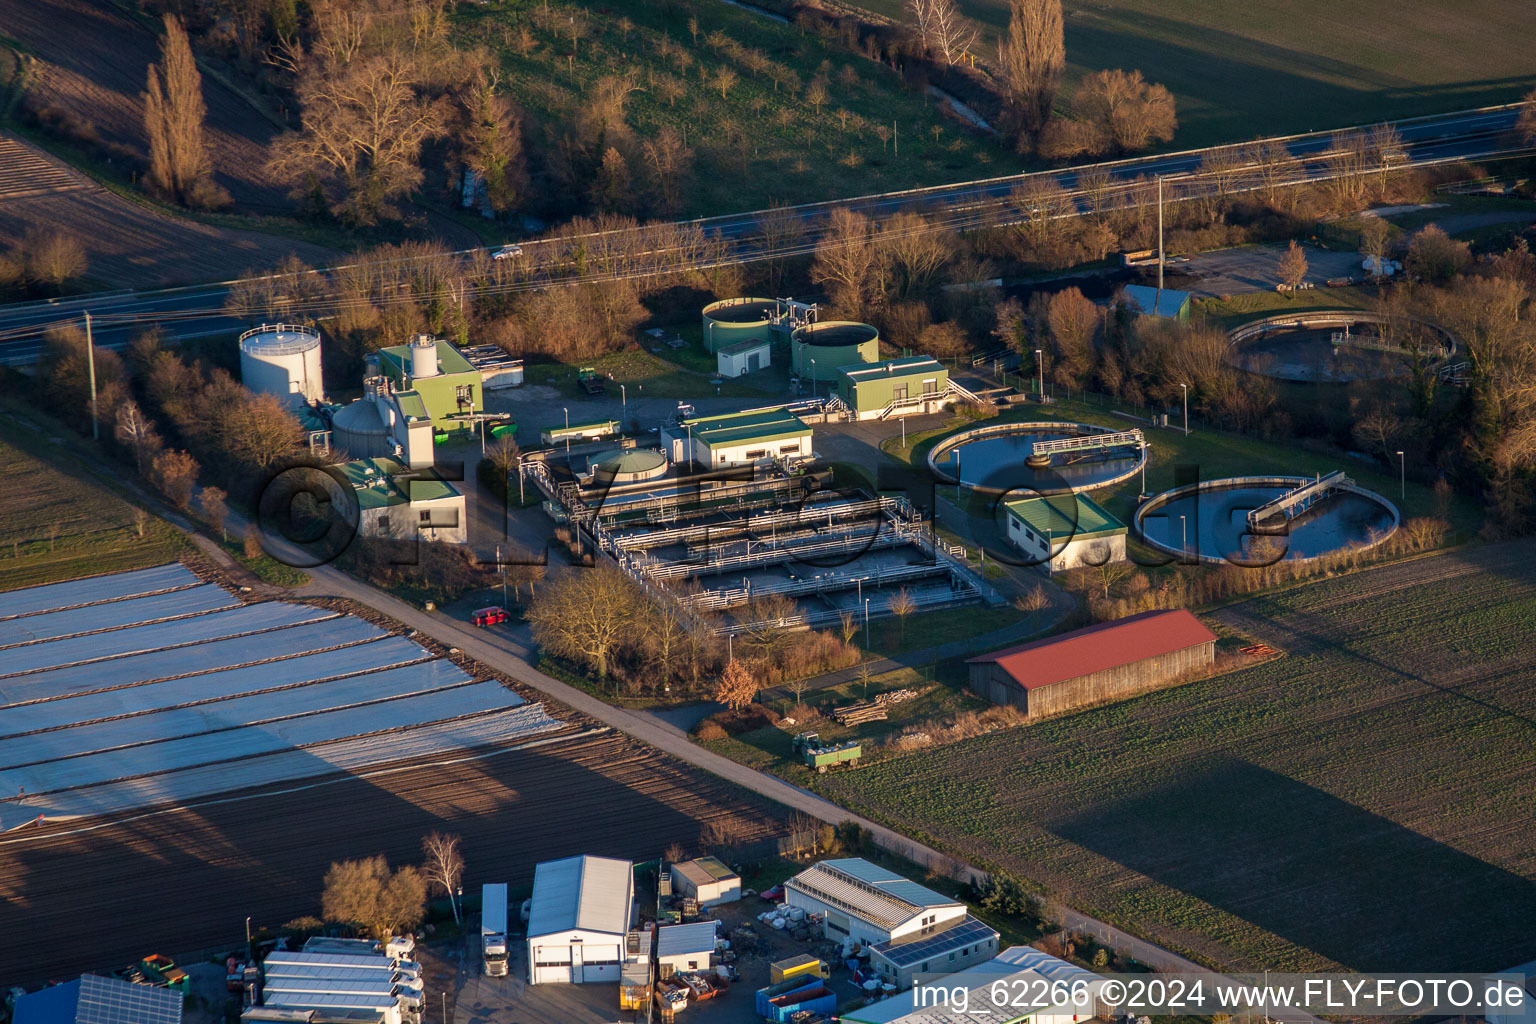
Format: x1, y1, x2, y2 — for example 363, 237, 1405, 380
1051, 757, 1536, 971
0, 738, 784, 986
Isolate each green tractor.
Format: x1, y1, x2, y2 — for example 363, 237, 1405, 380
792, 732, 861, 773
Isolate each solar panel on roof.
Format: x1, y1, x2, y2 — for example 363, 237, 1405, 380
869, 915, 998, 969
74, 973, 183, 1024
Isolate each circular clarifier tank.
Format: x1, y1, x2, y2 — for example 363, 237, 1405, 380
1134, 475, 1399, 564
1226, 313, 1454, 383
927, 421, 1146, 495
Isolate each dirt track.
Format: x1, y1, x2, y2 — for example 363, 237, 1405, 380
0, 133, 338, 287
0, 728, 785, 986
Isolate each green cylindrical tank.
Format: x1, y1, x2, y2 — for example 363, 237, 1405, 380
791, 321, 880, 382
701, 297, 782, 353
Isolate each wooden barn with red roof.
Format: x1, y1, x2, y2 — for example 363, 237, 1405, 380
966, 609, 1217, 718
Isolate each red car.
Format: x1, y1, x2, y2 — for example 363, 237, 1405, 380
471, 606, 509, 627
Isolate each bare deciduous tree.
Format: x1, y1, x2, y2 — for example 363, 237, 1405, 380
1047, 287, 1098, 387
198, 485, 229, 541
463, 71, 526, 213
641, 127, 694, 216
1073, 69, 1177, 154
997, 0, 1063, 138
421, 832, 465, 925
805, 77, 828, 117
1278, 240, 1309, 294
811, 207, 885, 314
115, 401, 162, 475
144, 15, 225, 208
527, 566, 643, 679
151, 449, 199, 510
321, 855, 427, 940
1518, 86, 1536, 145
886, 586, 916, 642
24, 230, 88, 289
879, 211, 951, 300
714, 658, 759, 711
906, 0, 977, 66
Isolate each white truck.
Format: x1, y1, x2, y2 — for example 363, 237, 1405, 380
482, 883, 509, 977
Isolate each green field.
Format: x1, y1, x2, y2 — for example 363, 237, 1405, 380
800, 542, 1536, 972
456, 0, 1016, 216
0, 409, 188, 592
851, 0, 1536, 149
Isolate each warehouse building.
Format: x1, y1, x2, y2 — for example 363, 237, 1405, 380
655, 921, 719, 976
842, 945, 1109, 1024
716, 337, 772, 378
785, 859, 996, 986
14, 974, 183, 1024
836, 356, 950, 420
968, 609, 1217, 718
660, 407, 813, 468
338, 457, 466, 545
670, 855, 741, 907
371, 336, 484, 433
1002, 494, 1127, 574
527, 855, 634, 984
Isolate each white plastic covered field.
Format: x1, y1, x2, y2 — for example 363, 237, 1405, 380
0, 565, 560, 823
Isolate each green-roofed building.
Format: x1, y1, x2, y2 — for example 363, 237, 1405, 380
338, 456, 466, 544
835, 355, 950, 420
372, 336, 483, 433
1003, 493, 1127, 574
660, 407, 813, 468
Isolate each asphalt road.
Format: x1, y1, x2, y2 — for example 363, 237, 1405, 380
0, 104, 1526, 365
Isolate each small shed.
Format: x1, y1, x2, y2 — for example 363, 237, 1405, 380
1122, 284, 1192, 320
670, 855, 741, 907
656, 921, 718, 976
1002, 493, 1127, 574
967, 609, 1216, 719
716, 337, 771, 378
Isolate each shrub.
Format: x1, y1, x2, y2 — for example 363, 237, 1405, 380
694, 720, 727, 741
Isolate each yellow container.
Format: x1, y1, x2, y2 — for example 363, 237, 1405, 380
770, 954, 823, 986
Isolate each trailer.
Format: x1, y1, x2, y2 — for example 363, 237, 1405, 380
482, 883, 509, 977
792, 732, 861, 772
577, 367, 607, 395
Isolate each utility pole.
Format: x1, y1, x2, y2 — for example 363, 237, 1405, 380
893, 120, 898, 158
84, 312, 99, 440
1156, 175, 1165, 295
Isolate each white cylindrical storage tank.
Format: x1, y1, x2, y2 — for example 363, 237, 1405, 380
410, 335, 440, 379
238, 324, 323, 408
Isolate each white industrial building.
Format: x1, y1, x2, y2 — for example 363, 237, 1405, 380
670, 855, 741, 907
716, 337, 771, 378
659, 407, 813, 469
338, 457, 467, 545
785, 858, 997, 988
239, 324, 324, 409
841, 945, 1110, 1024
526, 855, 634, 984
655, 921, 718, 976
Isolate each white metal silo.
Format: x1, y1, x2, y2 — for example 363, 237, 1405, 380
410, 335, 440, 379
238, 324, 324, 408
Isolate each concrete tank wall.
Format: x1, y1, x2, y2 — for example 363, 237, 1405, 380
791, 321, 879, 382
238, 324, 323, 408
702, 297, 781, 353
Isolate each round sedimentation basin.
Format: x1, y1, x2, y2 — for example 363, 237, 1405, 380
1133, 475, 1399, 565
1226, 311, 1454, 383
926, 421, 1146, 496
791, 321, 879, 381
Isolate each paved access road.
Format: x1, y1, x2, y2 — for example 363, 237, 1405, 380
0, 104, 1526, 364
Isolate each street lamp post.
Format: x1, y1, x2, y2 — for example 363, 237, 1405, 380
517, 454, 525, 505
810, 358, 817, 398
1180, 514, 1188, 562
563, 406, 570, 456
1180, 383, 1189, 436
864, 598, 870, 646
1396, 450, 1405, 501
728, 633, 735, 662
1035, 348, 1043, 401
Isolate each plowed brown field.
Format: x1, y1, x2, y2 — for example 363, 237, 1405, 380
0, 728, 785, 985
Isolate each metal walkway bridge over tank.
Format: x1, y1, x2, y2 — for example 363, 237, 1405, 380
1247, 470, 1353, 532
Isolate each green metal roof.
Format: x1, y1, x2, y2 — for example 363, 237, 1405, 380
683, 407, 811, 449
338, 457, 461, 510
378, 339, 478, 378
838, 355, 947, 383
1003, 493, 1126, 541
394, 390, 429, 421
